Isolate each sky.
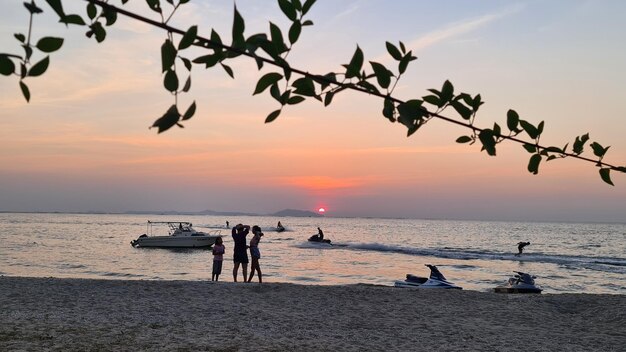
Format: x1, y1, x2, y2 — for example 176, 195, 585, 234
1, 0, 625, 222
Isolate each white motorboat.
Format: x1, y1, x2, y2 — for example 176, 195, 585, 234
494, 272, 543, 293
394, 264, 462, 289
131, 221, 221, 248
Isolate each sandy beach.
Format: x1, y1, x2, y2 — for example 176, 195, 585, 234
1, 276, 624, 351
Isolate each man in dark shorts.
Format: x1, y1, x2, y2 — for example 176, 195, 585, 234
516, 241, 530, 255
232, 224, 250, 282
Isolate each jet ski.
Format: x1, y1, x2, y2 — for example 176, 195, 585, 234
394, 264, 462, 289
276, 226, 285, 232
494, 272, 542, 293
308, 234, 331, 244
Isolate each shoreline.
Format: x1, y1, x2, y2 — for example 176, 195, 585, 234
1, 276, 624, 351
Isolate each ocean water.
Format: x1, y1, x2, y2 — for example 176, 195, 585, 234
0, 213, 624, 294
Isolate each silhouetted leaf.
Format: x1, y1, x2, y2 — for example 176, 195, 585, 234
221, 63, 234, 78
269, 22, 287, 54
302, 20, 313, 26
27, 56, 49, 77
370, 61, 392, 89
181, 57, 192, 71
357, 80, 380, 94
182, 101, 196, 120
163, 69, 178, 92
519, 120, 539, 139
62, 14, 86, 26
573, 133, 589, 154
397, 99, 424, 120
151, 104, 180, 133
102, 7, 117, 26
292, 77, 315, 96
440, 80, 454, 103
161, 39, 177, 72
302, 0, 316, 15
344, 45, 363, 79
146, 0, 162, 13
478, 129, 497, 156
599, 168, 613, 186
192, 54, 221, 68
265, 109, 281, 123
270, 84, 281, 101
287, 96, 305, 105
91, 22, 106, 42
14, 33, 26, 43
45, 0, 66, 18
385, 41, 402, 61
19, 80, 30, 102
278, 0, 297, 21
324, 91, 334, 106
178, 25, 197, 50
451, 100, 472, 120
87, 2, 97, 19
253, 72, 283, 95
36, 37, 64, 53
182, 76, 191, 92
456, 136, 472, 144
382, 97, 394, 122
528, 154, 541, 174
289, 20, 301, 44
507, 109, 520, 132
0, 55, 15, 76
24, 1, 43, 14
422, 94, 441, 107
522, 143, 536, 153
590, 142, 609, 158
232, 5, 245, 47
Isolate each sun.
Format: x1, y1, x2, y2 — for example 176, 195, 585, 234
318, 207, 326, 214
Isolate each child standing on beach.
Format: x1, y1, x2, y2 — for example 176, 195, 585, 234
247, 225, 263, 283
212, 236, 225, 281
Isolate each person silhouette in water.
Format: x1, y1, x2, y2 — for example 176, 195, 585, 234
516, 242, 530, 255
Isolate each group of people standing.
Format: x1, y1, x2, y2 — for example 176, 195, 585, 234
211, 224, 264, 283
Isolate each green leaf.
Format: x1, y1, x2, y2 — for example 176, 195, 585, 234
506, 109, 520, 132
385, 42, 402, 61
36, 37, 64, 53
344, 45, 363, 79
265, 109, 281, 123
302, 0, 316, 15
178, 25, 197, 50
163, 69, 179, 92
19, 80, 30, 102
221, 63, 234, 78
182, 101, 196, 120
599, 168, 614, 186
528, 154, 541, 175
369, 61, 392, 89
161, 39, 177, 72
289, 20, 301, 44
287, 96, 305, 105
0, 55, 15, 76
292, 77, 316, 96
456, 136, 472, 144
253, 72, 283, 95
151, 105, 180, 133
278, 0, 297, 21
28, 56, 50, 77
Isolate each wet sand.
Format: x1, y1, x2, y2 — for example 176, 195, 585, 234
1, 276, 624, 351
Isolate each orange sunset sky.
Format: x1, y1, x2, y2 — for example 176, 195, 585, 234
1, 0, 625, 222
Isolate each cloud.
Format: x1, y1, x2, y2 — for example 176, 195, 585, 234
407, 3, 525, 51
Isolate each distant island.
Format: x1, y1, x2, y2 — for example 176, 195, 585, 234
123, 208, 322, 217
